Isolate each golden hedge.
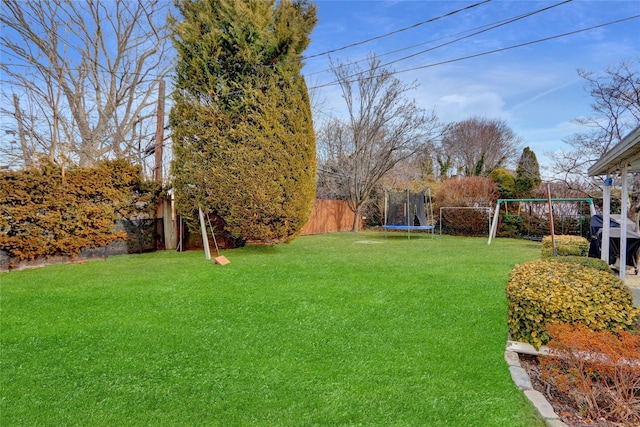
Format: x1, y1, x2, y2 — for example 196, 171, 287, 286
541, 234, 588, 257
506, 259, 639, 348
0, 160, 160, 264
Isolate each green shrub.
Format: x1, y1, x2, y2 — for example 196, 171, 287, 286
506, 259, 639, 348
541, 235, 588, 257
551, 255, 612, 272
488, 168, 515, 199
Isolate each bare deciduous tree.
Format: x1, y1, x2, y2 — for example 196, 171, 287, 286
440, 116, 522, 177
317, 55, 440, 231
0, 0, 172, 171
552, 58, 640, 188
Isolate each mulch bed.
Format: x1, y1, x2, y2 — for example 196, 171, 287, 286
519, 354, 627, 427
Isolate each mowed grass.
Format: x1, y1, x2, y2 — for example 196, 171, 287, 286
1, 232, 544, 426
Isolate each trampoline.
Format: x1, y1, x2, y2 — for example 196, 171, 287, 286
382, 187, 435, 238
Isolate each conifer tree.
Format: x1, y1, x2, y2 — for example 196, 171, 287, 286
170, 0, 317, 244
515, 147, 542, 197
488, 168, 516, 199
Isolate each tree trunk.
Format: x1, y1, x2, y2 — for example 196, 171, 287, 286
351, 204, 361, 232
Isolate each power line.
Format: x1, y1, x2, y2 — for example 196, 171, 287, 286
301, 0, 492, 61
378, 0, 573, 70
303, 0, 573, 81
309, 14, 640, 91
303, 10, 546, 80
394, 14, 640, 75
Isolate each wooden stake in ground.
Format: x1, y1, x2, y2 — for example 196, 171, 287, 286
546, 184, 556, 257
198, 207, 211, 260
206, 213, 230, 265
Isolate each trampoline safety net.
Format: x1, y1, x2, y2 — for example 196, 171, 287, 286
386, 191, 428, 227
383, 188, 434, 237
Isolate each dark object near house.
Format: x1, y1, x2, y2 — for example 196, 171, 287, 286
588, 214, 640, 273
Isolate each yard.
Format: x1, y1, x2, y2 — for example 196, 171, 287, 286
1, 232, 545, 426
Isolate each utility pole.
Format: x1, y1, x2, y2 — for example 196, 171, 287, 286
154, 79, 165, 182
154, 79, 166, 249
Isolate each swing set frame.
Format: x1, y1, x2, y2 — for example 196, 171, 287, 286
487, 198, 596, 245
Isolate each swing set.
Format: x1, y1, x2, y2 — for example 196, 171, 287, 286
487, 198, 596, 245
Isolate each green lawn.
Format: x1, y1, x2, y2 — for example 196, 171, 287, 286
1, 232, 544, 426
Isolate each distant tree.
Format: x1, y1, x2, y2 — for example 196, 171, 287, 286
440, 117, 522, 177
488, 168, 516, 199
316, 54, 440, 231
0, 0, 172, 170
170, 0, 317, 245
553, 58, 640, 188
436, 154, 454, 181
399, 151, 436, 183
515, 147, 542, 198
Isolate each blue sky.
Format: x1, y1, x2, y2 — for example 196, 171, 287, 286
301, 0, 640, 176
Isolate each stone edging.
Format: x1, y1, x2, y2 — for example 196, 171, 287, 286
505, 341, 569, 427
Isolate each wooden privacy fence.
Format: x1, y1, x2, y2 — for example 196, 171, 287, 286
300, 199, 361, 235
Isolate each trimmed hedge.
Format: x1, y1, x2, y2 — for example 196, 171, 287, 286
0, 160, 160, 265
541, 235, 588, 257
506, 259, 639, 348
551, 255, 612, 272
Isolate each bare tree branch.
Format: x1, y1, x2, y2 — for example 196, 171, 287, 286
0, 0, 172, 171
440, 117, 522, 177
317, 54, 440, 231
551, 58, 640, 197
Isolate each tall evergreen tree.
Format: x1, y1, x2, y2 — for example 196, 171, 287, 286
170, 0, 317, 244
515, 147, 542, 197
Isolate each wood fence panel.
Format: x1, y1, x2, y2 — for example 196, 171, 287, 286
300, 199, 361, 235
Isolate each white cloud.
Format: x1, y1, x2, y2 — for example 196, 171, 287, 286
435, 89, 507, 122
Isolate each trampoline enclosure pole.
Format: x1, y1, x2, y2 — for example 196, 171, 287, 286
406, 188, 410, 239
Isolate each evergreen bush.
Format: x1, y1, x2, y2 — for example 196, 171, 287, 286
488, 168, 515, 199
514, 147, 541, 198
0, 160, 159, 265
170, 0, 317, 245
506, 259, 639, 348
541, 235, 588, 257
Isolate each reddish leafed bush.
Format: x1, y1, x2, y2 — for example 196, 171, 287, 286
540, 323, 640, 425
435, 177, 498, 235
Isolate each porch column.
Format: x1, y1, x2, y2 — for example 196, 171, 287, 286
602, 178, 611, 265
620, 168, 628, 279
